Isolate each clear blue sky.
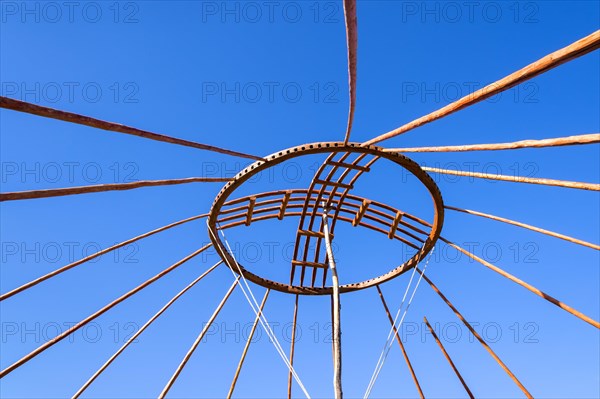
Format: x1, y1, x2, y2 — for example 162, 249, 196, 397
1, 1, 599, 398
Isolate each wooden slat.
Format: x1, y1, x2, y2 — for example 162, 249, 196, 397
423, 316, 474, 399
0, 214, 208, 301
279, 191, 292, 220
291, 260, 328, 269
246, 197, 256, 226
421, 272, 533, 398
423, 167, 600, 191
342, 0, 357, 144
385, 133, 600, 153
0, 96, 263, 160
298, 229, 335, 240
352, 199, 371, 226
159, 278, 239, 398
287, 295, 299, 399
227, 289, 270, 398
329, 161, 370, 172
389, 211, 403, 239
376, 286, 424, 398
0, 245, 212, 378
446, 205, 599, 250
364, 30, 600, 144
0, 177, 231, 201
441, 237, 600, 329
314, 179, 354, 190
73, 262, 221, 398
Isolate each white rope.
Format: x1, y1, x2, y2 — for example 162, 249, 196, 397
363, 260, 419, 396
208, 222, 312, 399
363, 247, 435, 399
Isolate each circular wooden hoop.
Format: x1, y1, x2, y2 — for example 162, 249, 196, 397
208, 142, 444, 295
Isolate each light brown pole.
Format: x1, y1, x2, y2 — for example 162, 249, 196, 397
420, 271, 533, 399
440, 237, 600, 329
0, 177, 231, 201
322, 204, 343, 399
0, 213, 208, 301
0, 245, 212, 378
376, 285, 424, 399
423, 316, 473, 398
288, 294, 300, 399
159, 278, 240, 398
0, 96, 263, 160
72, 262, 222, 398
227, 289, 271, 399
364, 30, 600, 145
384, 133, 600, 153
445, 206, 599, 250
422, 167, 600, 191
342, 0, 357, 144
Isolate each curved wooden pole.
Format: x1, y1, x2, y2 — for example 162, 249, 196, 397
440, 238, 600, 329
0, 96, 263, 161
343, 0, 357, 144
422, 167, 600, 191
227, 289, 270, 399
420, 272, 533, 399
376, 286, 424, 399
0, 213, 208, 301
287, 294, 299, 399
72, 261, 222, 399
159, 277, 240, 399
323, 205, 343, 399
0, 245, 211, 378
385, 133, 600, 153
445, 205, 599, 250
0, 177, 231, 202
364, 30, 600, 145
423, 316, 473, 399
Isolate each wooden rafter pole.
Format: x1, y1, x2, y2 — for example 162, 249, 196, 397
287, 294, 299, 399
364, 30, 600, 145
0, 245, 212, 378
343, 0, 357, 144
419, 271, 533, 399
445, 205, 600, 250
228, 289, 270, 399
422, 166, 600, 191
0, 96, 263, 161
0, 213, 207, 301
384, 133, 600, 153
423, 316, 474, 399
440, 237, 600, 329
0, 177, 231, 202
159, 277, 240, 399
322, 203, 343, 399
375, 285, 424, 399
72, 261, 222, 399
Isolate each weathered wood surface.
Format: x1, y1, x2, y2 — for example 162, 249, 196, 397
0, 245, 212, 378
385, 133, 600, 153
343, 0, 357, 144
376, 286, 424, 398
73, 262, 221, 399
446, 205, 600, 250
228, 289, 270, 399
421, 272, 533, 399
1, 177, 231, 201
0, 96, 262, 160
423, 316, 474, 399
364, 30, 600, 144
440, 238, 600, 329
423, 167, 600, 191
0, 214, 209, 301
